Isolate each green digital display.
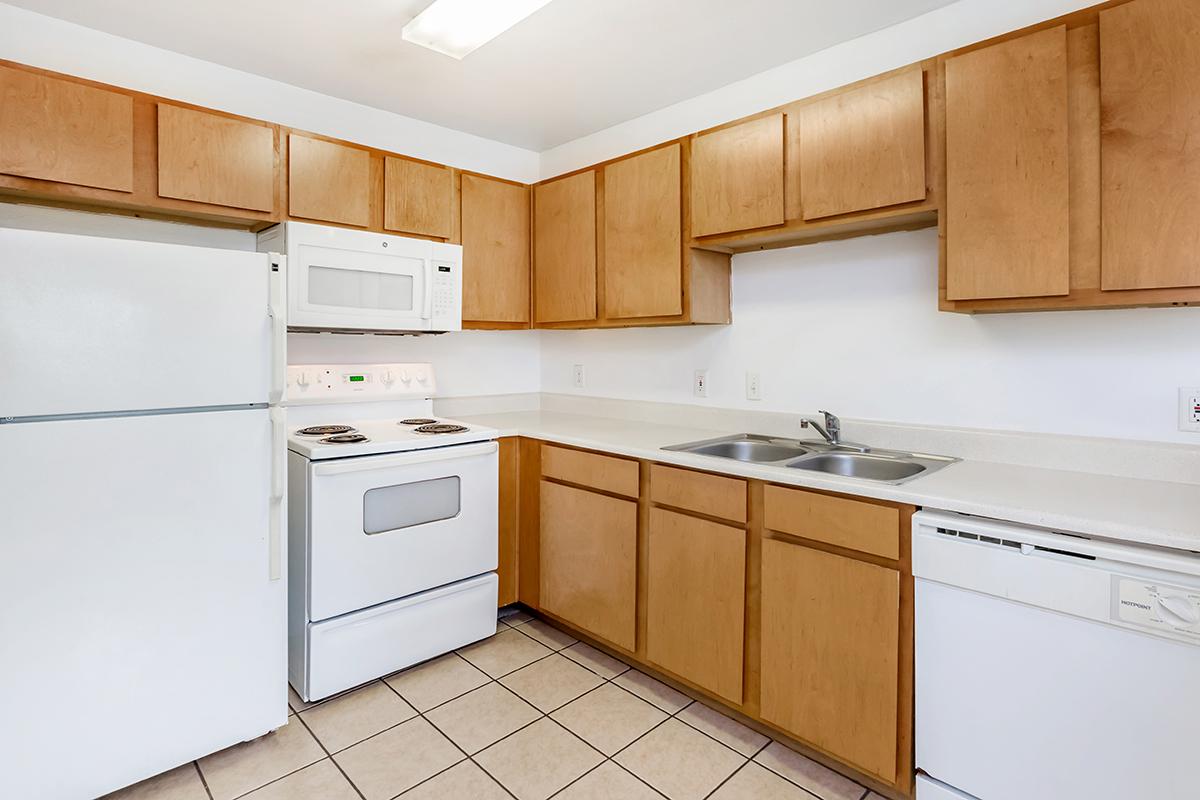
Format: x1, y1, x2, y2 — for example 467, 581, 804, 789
349, 375, 365, 382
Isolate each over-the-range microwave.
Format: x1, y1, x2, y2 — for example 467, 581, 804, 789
257, 221, 462, 334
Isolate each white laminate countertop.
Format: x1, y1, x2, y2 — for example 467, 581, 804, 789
458, 409, 1200, 554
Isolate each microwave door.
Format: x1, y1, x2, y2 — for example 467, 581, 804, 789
290, 243, 429, 331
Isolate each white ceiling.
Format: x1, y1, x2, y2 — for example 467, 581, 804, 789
7, 0, 958, 150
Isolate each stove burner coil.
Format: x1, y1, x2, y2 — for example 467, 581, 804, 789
297, 425, 356, 436
414, 423, 469, 435
398, 418, 438, 426
320, 433, 369, 444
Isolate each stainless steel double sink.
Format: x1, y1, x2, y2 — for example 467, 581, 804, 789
662, 434, 957, 484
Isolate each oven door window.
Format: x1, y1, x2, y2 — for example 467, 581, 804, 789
362, 476, 461, 534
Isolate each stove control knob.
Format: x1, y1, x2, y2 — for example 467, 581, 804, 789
296, 372, 311, 388
400, 370, 412, 384
416, 371, 429, 385
381, 370, 395, 387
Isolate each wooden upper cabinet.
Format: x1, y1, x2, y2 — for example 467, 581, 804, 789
539, 480, 637, 650
944, 26, 1071, 301
0, 66, 133, 192
760, 538, 900, 782
690, 114, 785, 237
156, 104, 274, 212
798, 69, 926, 220
1099, 0, 1200, 291
461, 174, 530, 325
384, 157, 453, 238
646, 508, 746, 703
287, 133, 370, 227
604, 144, 682, 319
534, 170, 597, 323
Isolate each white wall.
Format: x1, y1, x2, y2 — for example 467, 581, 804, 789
540, 0, 1097, 177
0, 3, 539, 183
540, 228, 1200, 444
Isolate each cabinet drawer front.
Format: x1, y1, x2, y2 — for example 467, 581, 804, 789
646, 508, 746, 703
763, 485, 899, 560
541, 444, 639, 498
539, 481, 637, 651
760, 538, 899, 781
650, 463, 746, 523
157, 104, 275, 212
0, 66, 133, 192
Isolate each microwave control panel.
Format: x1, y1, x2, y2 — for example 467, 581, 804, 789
431, 263, 457, 321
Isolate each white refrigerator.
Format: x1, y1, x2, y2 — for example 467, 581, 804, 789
0, 228, 288, 799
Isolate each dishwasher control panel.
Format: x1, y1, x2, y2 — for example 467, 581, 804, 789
1113, 577, 1200, 638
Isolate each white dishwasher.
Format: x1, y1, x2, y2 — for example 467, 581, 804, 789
913, 510, 1200, 800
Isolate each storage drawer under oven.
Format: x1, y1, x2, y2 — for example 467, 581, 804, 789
307, 441, 498, 621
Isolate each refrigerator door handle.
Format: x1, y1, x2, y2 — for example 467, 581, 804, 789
268, 253, 287, 405
268, 405, 286, 581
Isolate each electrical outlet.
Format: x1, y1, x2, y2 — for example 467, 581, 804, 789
572, 364, 585, 389
694, 369, 708, 398
746, 372, 761, 401
1181, 387, 1200, 432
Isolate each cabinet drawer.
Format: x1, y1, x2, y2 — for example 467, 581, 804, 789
541, 444, 639, 498
650, 464, 746, 523
763, 485, 899, 560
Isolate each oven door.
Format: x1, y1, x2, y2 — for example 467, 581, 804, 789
307, 441, 498, 621
289, 238, 433, 331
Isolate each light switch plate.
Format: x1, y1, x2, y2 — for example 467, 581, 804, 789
1181, 387, 1200, 432
746, 372, 761, 401
694, 369, 708, 398
572, 364, 585, 389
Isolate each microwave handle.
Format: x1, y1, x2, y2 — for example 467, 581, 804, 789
422, 260, 434, 320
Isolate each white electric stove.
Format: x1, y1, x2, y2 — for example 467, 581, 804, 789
286, 363, 500, 702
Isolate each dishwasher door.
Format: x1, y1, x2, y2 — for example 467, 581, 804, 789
913, 511, 1200, 800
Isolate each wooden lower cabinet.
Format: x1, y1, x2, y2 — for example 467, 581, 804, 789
646, 507, 746, 703
760, 537, 901, 783
538, 479, 637, 650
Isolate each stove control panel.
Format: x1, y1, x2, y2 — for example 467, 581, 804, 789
285, 363, 435, 404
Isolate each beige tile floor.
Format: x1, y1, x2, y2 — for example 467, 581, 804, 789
104, 610, 881, 800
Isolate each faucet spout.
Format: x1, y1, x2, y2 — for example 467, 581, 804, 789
800, 410, 871, 452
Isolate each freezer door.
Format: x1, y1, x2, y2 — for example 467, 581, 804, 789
0, 228, 274, 418
0, 409, 286, 800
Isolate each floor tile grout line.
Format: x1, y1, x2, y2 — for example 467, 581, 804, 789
191, 760, 216, 800
752, 749, 869, 800
290, 712, 369, 800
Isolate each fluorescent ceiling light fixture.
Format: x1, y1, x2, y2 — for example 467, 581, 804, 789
403, 0, 556, 59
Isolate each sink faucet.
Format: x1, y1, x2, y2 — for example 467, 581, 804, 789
801, 410, 870, 451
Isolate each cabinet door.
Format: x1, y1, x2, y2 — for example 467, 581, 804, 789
690, 114, 785, 237
646, 508, 745, 703
0, 66, 133, 192
760, 538, 900, 782
384, 157, 453, 238
798, 69, 926, 220
157, 104, 275, 212
1100, 0, 1200, 290
534, 170, 597, 323
539, 480, 636, 650
944, 27, 1070, 300
287, 134, 370, 227
604, 144, 682, 318
461, 174, 530, 324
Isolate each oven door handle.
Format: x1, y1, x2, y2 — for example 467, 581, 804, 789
313, 440, 497, 476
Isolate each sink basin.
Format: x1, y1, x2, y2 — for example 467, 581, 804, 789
787, 452, 926, 482
662, 433, 957, 484
685, 439, 812, 463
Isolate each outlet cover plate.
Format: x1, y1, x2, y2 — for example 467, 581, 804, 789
694, 369, 708, 398
1181, 387, 1200, 432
